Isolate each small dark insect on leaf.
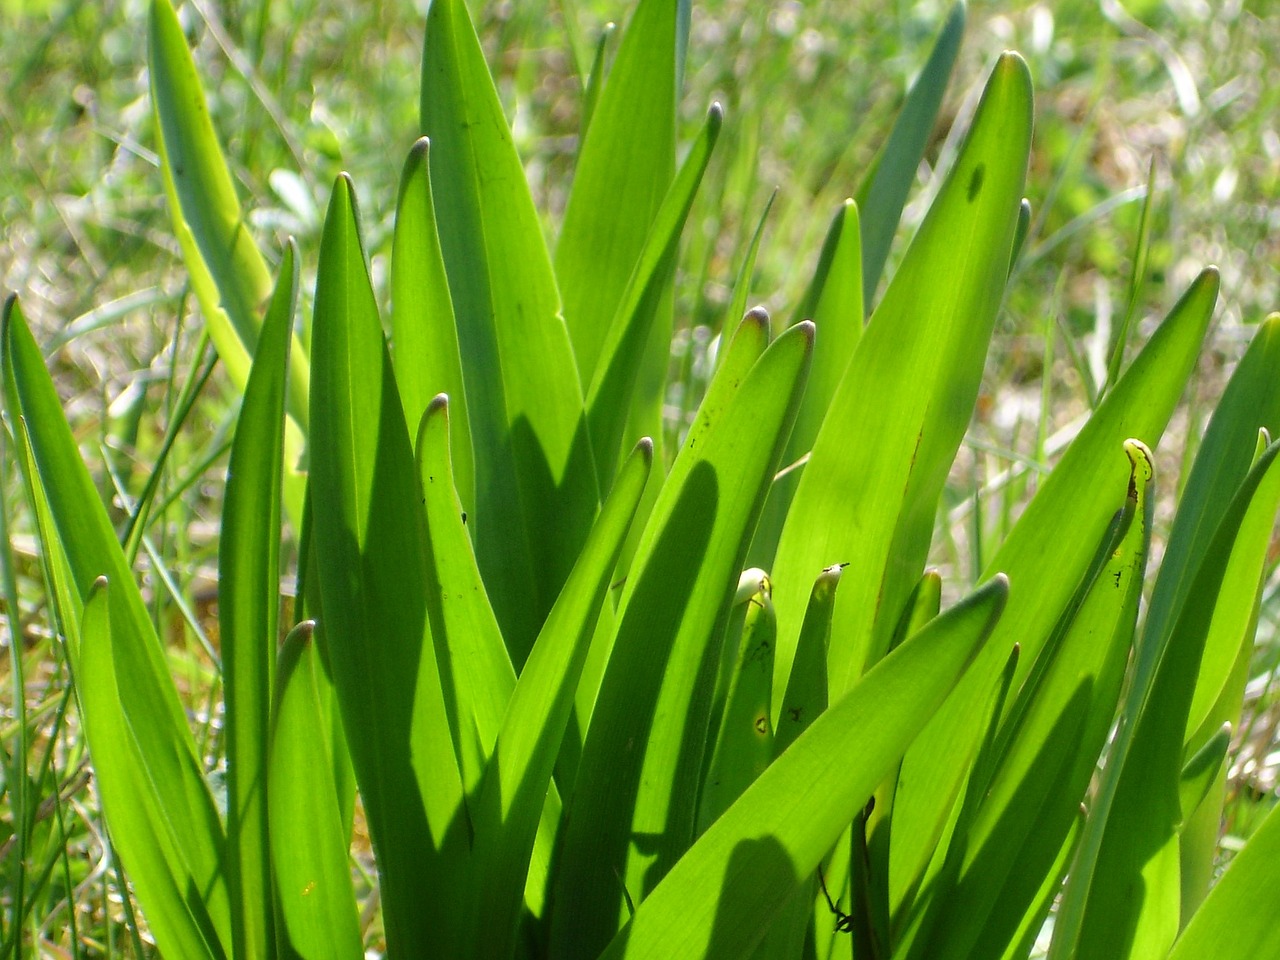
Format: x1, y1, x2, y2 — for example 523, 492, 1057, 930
818, 863, 855, 934
461, 511, 467, 524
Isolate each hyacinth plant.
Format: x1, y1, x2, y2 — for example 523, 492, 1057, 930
3, 0, 1280, 957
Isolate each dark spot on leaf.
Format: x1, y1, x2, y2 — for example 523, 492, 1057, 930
968, 164, 985, 202
788, 707, 802, 722
461, 511, 467, 524
754, 716, 768, 734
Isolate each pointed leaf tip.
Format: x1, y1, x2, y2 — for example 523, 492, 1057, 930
428, 393, 450, 414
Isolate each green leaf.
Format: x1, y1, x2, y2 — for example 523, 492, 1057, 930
391, 137, 473, 518
585, 102, 723, 484
890, 268, 1217, 926
904, 441, 1152, 960
550, 321, 814, 959
697, 580, 776, 835
78, 580, 227, 960
578, 22, 616, 143
1053, 317, 1280, 960
1064, 440, 1280, 960
268, 623, 362, 959
149, 0, 309, 524
749, 198, 863, 567
415, 394, 514, 795
1166, 799, 1280, 960
220, 240, 296, 960
596, 575, 1009, 960
3, 297, 231, 954
557, 0, 680, 381
308, 174, 466, 956
1178, 724, 1230, 824
465, 439, 653, 960
724, 189, 777, 344
421, 0, 599, 665
771, 52, 1032, 708
855, 0, 965, 307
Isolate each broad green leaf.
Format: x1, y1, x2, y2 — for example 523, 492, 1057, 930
3, 297, 231, 953
1057, 441, 1280, 960
904, 441, 1152, 960
414, 394, 568, 935
585, 102, 722, 484
308, 175, 466, 956
891, 268, 1217, 925
415, 394, 515, 794
771, 53, 1032, 708
220, 240, 296, 960
1166, 799, 1280, 960
421, 0, 599, 666
551, 321, 814, 960
78, 581, 226, 960
149, 0, 309, 524
855, 1, 964, 307
1053, 317, 1280, 960
149, 0, 271, 386
268, 623, 362, 959
557, 0, 679, 381
596, 575, 1009, 960
465, 439, 652, 960
391, 137, 473, 517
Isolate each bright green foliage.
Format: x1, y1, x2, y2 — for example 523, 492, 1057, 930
3, 1, 1279, 959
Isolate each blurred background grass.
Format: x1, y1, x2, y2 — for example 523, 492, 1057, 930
1, 0, 1278, 953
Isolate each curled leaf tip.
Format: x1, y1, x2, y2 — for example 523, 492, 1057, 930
634, 436, 655, 460
428, 392, 450, 413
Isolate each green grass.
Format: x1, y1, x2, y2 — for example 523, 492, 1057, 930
1, 0, 1279, 956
